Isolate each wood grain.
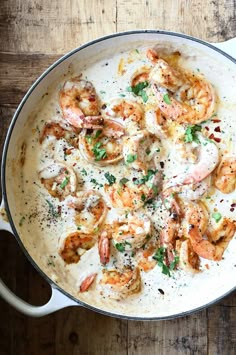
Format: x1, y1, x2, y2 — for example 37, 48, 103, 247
0, 1, 236, 355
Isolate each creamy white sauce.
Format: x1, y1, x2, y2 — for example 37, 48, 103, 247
11, 41, 236, 317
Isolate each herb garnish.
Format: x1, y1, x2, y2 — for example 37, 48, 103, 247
126, 154, 137, 164
94, 130, 102, 139
212, 212, 222, 223
60, 177, 69, 189
92, 142, 107, 161
104, 172, 116, 185
133, 169, 157, 185
184, 124, 202, 143
119, 177, 129, 185
127, 81, 149, 103
90, 178, 103, 188
115, 241, 132, 253
86, 135, 93, 144
153, 247, 179, 276
46, 200, 60, 218
81, 168, 87, 176
163, 93, 171, 105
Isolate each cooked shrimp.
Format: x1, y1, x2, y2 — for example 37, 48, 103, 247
131, 67, 150, 87
59, 78, 104, 129
188, 218, 235, 261
214, 155, 236, 193
149, 59, 185, 92
98, 230, 111, 265
67, 191, 107, 234
39, 122, 79, 147
176, 239, 200, 273
112, 213, 152, 250
164, 133, 219, 188
104, 99, 144, 133
184, 201, 209, 235
59, 231, 95, 264
152, 77, 216, 124
123, 130, 157, 172
105, 171, 160, 210
80, 273, 97, 292
135, 240, 158, 272
145, 108, 167, 139
206, 217, 236, 243
39, 162, 77, 201
79, 119, 125, 166
100, 267, 141, 299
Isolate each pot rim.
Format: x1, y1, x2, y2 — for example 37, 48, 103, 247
2, 29, 236, 320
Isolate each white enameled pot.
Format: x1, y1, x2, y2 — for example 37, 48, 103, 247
0, 31, 235, 319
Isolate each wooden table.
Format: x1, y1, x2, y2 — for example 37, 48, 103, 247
0, 1, 235, 354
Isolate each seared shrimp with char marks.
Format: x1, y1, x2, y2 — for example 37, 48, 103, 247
112, 213, 152, 250
39, 162, 77, 200
100, 267, 141, 299
60, 78, 104, 129
59, 231, 96, 264
104, 99, 144, 134
67, 191, 107, 234
214, 155, 236, 193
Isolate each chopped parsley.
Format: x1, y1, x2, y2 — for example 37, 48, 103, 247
81, 168, 87, 176
60, 177, 69, 189
94, 130, 102, 139
141, 193, 146, 202
163, 93, 171, 105
126, 154, 137, 164
85, 135, 93, 144
212, 212, 222, 223
133, 169, 157, 185
104, 172, 116, 185
184, 124, 202, 143
119, 177, 129, 185
115, 241, 132, 253
153, 247, 179, 276
46, 200, 60, 218
92, 142, 107, 161
127, 81, 149, 103
90, 178, 103, 188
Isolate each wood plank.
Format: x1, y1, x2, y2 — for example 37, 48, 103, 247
127, 311, 208, 355
116, 0, 236, 42
0, 0, 117, 54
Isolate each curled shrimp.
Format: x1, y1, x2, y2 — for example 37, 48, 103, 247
104, 99, 144, 133
79, 119, 125, 166
67, 191, 107, 234
105, 171, 160, 210
100, 267, 141, 299
112, 213, 152, 250
39, 162, 77, 200
123, 130, 159, 172
152, 79, 216, 125
59, 78, 104, 129
176, 239, 200, 273
164, 133, 219, 188
145, 108, 167, 139
80, 273, 97, 292
188, 218, 236, 261
214, 155, 236, 193
98, 230, 111, 265
59, 231, 96, 264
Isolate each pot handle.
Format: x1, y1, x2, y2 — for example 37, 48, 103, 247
210, 37, 236, 59
0, 200, 78, 317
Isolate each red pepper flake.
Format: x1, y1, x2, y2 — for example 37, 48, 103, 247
205, 264, 209, 270
205, 126, 209, 131
73, 163, 76, 166
231, 203, 236, 208
88, 95, 96, 102
230, 208, 234, 212
212, 119, 221, 123
209, 133, 221, 143
220, 199, 224, 203
214, 126, 221, 132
